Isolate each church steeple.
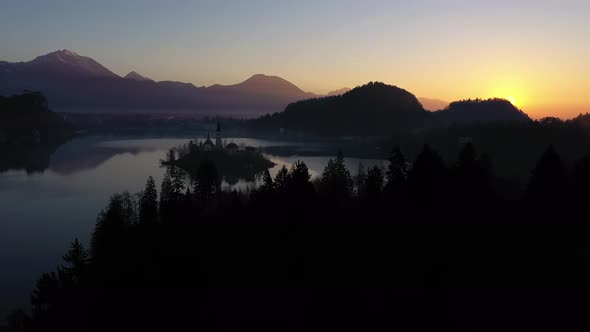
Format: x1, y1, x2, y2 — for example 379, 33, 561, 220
215, 121, 222, 149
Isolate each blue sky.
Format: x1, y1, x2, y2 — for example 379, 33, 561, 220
1, 0, 589, 116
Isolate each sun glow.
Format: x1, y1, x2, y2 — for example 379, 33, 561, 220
505, 96, 518, 107
487, 77, 529, 109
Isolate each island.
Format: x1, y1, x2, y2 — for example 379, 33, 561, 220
162, 122, 276, 184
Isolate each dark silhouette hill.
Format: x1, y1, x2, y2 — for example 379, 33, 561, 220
435, 98, 532, 125
251, 82, 432, 136
0, 50, 318, 116
0, 91, 72, 144
0, 91, 72, 173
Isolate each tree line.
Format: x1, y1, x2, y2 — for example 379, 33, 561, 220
8, 143, 590, 331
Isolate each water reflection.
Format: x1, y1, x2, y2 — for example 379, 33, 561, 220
0, 142, 62, 174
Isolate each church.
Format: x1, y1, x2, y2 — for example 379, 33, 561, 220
201, 122, 239, 153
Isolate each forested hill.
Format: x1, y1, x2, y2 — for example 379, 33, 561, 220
435, 98, 532, 125
250, 82, 433, 136
0, 91, 72, 144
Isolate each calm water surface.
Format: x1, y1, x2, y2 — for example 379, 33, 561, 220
0, 136, 386, 317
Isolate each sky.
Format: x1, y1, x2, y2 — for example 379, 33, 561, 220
1, 0, 589, 118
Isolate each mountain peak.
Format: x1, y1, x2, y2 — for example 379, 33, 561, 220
124, 71, 153, 82
243, 74, 291, 84
29, 49, 119, 78
38, 49, 81, 61
58, 49, 79, 57
212, 74, 313, 98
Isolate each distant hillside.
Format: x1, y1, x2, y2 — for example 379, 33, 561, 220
326, 88, 351, 96
567, 113, 590, 128
418, 97, 449, 111
251, 82, 432, 136
435, 98, 532, 125
124, 71, 153, 82
0, 50, 318, 116
209, 74, 315, 98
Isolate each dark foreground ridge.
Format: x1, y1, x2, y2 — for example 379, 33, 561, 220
10, 143, 590, 331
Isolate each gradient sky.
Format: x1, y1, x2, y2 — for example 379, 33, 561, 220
1, 0, 589, 118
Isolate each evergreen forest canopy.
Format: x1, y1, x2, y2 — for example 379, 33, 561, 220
11, 143, 590, 331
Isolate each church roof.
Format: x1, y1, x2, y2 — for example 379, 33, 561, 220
226, 142, 239, 150
203, 133, 214, 146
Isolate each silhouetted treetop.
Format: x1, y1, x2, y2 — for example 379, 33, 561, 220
525, 145, 568, 206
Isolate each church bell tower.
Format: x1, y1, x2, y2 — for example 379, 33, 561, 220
215, 121, 222, 149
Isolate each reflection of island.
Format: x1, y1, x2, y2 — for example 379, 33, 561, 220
0, 134, 162, 175
164, 123, 275, 185
48, 137, 151, 175
0, 143, 63, 174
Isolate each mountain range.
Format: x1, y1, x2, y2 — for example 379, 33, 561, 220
1, 50, 519, 127
0, 50, 325, 116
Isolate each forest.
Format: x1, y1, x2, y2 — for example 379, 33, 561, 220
7, 142, 590, 331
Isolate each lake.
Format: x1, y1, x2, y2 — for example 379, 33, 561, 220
0, 135, 387, 318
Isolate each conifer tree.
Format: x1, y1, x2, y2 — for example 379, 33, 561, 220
274, 165, 290, 194
170, 166, 185, 197
61, 238, 89, 284
319, 150, 353, 200
385, 146, 407, 193
160, 173, 173, 223
260, 169, 274, 192
365, 166, 384, 200
525, 145, 568, 206
407, 145, 447, 207
355, 163, 367, 197
139, 176, 158, 225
